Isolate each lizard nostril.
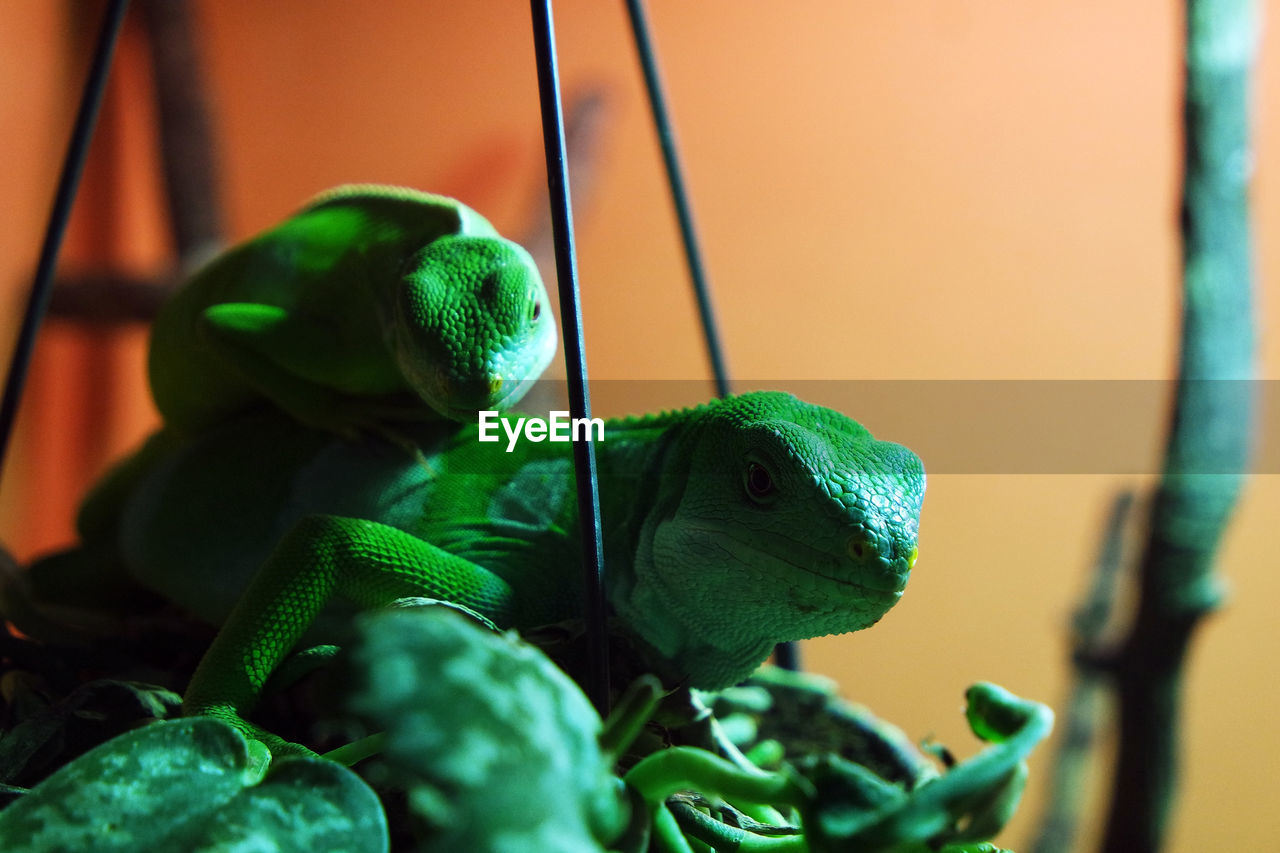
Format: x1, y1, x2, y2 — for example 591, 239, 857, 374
847, 536, 867, 561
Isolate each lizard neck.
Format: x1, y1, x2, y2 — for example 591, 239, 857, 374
592, 404, 716, 680
593, 410, 689, 557
299, 188, 486, 322
593, 397, 845, 690
592, 399, 725, 525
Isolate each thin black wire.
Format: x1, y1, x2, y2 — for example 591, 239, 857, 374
623, 0, 804, 673
624, 0, 730, 399
529, 0, 611, 715
0, 0, 131, 484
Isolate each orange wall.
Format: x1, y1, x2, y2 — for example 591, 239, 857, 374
3, 2, 1279, 850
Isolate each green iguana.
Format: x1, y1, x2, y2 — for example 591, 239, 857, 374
11, 392, 924, 757
148, 184, 556, 434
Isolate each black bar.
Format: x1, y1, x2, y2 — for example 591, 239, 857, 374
529, 0, 611, 714
624, 1, 795, 673
772, 641, 800, 671
624, 0, 731, 398
0, 0, 131, 483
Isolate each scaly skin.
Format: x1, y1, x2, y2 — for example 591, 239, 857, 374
148, 185, 557, 434
12, 392, 924, 755
113, 391, 923, 753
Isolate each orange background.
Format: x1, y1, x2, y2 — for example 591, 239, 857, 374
2, 2, 1278, 849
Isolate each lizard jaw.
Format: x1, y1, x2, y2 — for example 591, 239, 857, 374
679, 517, 912, 597
615, 516, 910, 689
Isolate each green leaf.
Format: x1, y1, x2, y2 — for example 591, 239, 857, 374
0, 678, 182, 788
334, 605, 620, 851
0, 717, 387, 852
798, 683, 1052, 853
708, 666, 940, 789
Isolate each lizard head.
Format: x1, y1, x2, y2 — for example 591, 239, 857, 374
391, 235, 556, 421
625, 391, 925, 689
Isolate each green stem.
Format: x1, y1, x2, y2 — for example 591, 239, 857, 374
855, 692, 1053, 847
320, 732, 386, 767
599, 675, 664, 763
670, 802, 807, 851
652, 803, 697, 853
625, 747, 808, 811
1099, 2, 1258, 851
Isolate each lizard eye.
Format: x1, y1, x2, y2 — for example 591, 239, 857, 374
525, 285, 542, 323
745, 461, 776, 502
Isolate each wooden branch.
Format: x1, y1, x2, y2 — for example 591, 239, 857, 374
137, 0, 226, 264
49, 81, 611, 329
1031, 492, 1132, 853
48, 271, 175, 323
1099, 3, 1259, 851
519, 86, 611, 272
47, 2, 221, 326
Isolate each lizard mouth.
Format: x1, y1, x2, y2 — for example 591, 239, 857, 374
682, 518, 909, 596
795, 563, 907, 597
437, 371, 540, 419
484, 373, 540, 410
441, 325, 556, 418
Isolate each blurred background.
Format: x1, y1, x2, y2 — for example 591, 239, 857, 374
1, 2, 1277, 849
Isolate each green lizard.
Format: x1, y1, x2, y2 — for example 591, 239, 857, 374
148, 184, 556, 434
9, 391, 923, 756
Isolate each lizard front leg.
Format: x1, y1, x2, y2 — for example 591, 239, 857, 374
197, 303, 413, 437
181, 514, 515, 756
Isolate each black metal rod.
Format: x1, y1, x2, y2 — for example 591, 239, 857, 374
622, 1, 796, 673
529, 0, 611, 714
771, 638, 801, 671
624, 0, 731, 399
0, 0, 131, 484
